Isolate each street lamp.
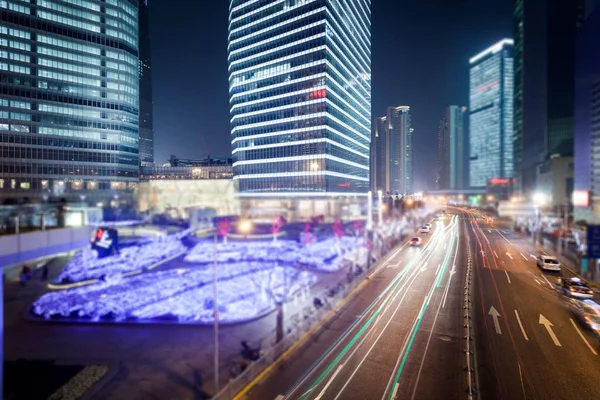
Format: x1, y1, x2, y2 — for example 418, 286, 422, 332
377, 190, 383, 226
367, 191, 373, 230
238, 219, 253, 237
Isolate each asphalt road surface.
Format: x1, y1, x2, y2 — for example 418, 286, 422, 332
466, 208, 600, 400
246, 211, 467, 400
244, 208, 600, 400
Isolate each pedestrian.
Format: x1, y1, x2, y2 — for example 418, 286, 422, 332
41, 264, 49, 281
23, 265, 31, 279
19, 269, 27, 287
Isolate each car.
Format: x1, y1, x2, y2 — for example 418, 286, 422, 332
562, 277, 594, 299
569, 299, 600, 334
410, 237, 422, 246
536, 255, 561, 271
424, 223, 432, 229
420, 226, 430, 234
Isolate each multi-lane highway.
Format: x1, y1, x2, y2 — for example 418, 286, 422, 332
246, 212, 468, 400
241, 209, 600, 400
467, 209, 600, 400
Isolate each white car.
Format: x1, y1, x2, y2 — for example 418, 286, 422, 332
420, 226, 430, 234
424, 223, 432, 229
536, 255, 561, 271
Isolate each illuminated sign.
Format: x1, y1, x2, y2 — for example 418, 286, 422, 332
489, 178, 509, 185
572, 190, 590, 207
338, 182, 351, 188
91, 227, 119, 258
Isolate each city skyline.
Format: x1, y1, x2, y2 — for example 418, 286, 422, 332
149, 0, 513, 191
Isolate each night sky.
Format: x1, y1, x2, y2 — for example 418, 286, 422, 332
149, 0, 512, 191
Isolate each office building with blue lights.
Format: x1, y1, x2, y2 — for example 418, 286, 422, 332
0, 0, 140, 204
228, 0, 371, 199
469, 39, 514, 189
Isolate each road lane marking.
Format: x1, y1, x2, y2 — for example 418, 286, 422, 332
494, 251, 499, 258
541, 275, 553, 289
520, 253, 528, 261
275, 396, 284, 400
496, 229, 512, 245
506, 252, 513, 260
530, 254, 537, 260
505, 270, 511, 284
442, 264, 457, 308
539, 314, 562, 347
518, 362, 527, 399
314, 364, 344, 400
534, 279, 541, 285
570, 318, 598, 355
435, 263, 441, 276
488, 306, 502, 334
488, 229, 492, 233
514, 310, 528, 340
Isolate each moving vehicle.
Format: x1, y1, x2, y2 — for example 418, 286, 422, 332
424, 223, 432, 229
562, 277, 594, 299
569, 299, 600, 334
536, 255, 561, 271
420, 226, 430, 234
410, 237, 422, 246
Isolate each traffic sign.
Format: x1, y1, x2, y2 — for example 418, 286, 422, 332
586, 225, 600, 258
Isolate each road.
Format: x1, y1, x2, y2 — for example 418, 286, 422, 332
245, 212, 467, 400
466, 208, 600, 400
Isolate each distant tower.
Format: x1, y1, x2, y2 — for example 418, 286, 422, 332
437, 106, 467, 190
469, 39, 514, 188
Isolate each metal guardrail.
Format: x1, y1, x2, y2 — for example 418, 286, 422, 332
211, 269, 366, 400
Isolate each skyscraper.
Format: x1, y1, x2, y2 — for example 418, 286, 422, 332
469, 39, 514, 189
437, 106, 466, 190
370, 115, 388, 193
228, 0, 371, 197
574, 2, 600, 221
370, 106, 413, 195
0, 0, 140, 203
138, 0, 154, 166
388, 106, 413, 195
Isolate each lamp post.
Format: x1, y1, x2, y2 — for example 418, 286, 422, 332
367, 191, 373, 231
213, 228, 219, 393
377, 190, 383, 226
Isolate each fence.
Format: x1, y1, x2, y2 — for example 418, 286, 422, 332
211, 264, 367, 400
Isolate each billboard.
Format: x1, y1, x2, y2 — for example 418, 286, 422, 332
91, 227, 119, 258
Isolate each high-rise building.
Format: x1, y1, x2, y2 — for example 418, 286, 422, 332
0, 0, 140, 203
469, 39, 514, 189
437, 106, 466, 190
370, 115, 388, 193
228, 0, 371, 197
138, 0, 154, 166
513, 0, 586, 197
370, 106, 413, 195
574, 2, 600, 221
387, 106, 412, 195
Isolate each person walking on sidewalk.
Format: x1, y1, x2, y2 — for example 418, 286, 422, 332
19, 267, 27, 286
41, 264, 49, 281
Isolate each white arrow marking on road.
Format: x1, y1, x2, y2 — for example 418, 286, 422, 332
494, 250, 499, 258
520, 253, 528, 261
530, 254, 537, 260
420, 265, 427, 273
488, 229, 492, 233
387, 261, 402, 269
506, 252, 514, 260
442, 265, 458, 308
570, 318, 598, 355
539, 314, 562, 347
514, 310, 528, 340
314, 364, 344, 400
505, 270, 511, 284
489, 306, 502, 334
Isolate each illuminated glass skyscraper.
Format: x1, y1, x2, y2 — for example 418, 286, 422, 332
228, 0, 371, 197
0, 0, 140, 203
469, 39, 514, 188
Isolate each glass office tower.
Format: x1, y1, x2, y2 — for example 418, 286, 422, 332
469, 39, 514, 188
437, 105, 466, 190
138, 0, 153, 166
229, 0, 371, 197
0, 0, 139, 203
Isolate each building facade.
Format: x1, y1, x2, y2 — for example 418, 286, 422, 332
228, 0, 371, 197
138, 0, 153, 166
387, 106, 412, 194
574, 3, 600, 222
469, 39, 514, 188
370, 115, 388, 193
437, 105, 466, 190
0, 0, 140, 204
